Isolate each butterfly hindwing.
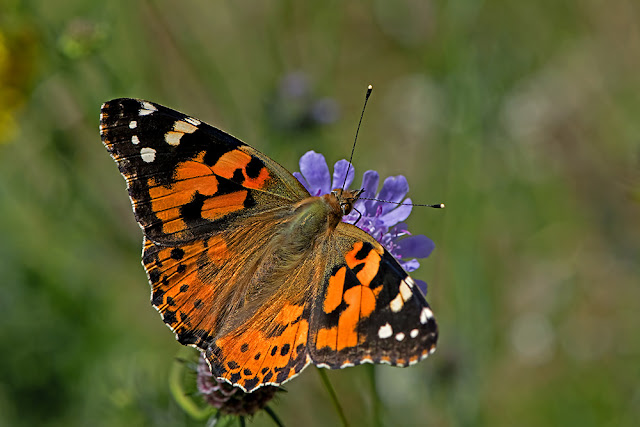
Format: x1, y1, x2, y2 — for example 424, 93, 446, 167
100, 98, 308, 244
142, 199, 323, 392
142, 200, 312, 351
309, 223, 438, 368
204, 300, 313, 392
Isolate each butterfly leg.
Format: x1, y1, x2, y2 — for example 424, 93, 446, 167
352, 207, 363, 225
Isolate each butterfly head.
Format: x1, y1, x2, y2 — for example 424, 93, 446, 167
331, 188, 364, 216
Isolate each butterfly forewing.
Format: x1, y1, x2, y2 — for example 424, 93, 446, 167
100, 98, 308, 244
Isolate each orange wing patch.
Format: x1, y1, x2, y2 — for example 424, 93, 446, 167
343, 242, 383, 327
147, 153, 213, 235
145, 151, 254, 237
201, 190, 248, 221
314, 241, 385, 354
323, 266, 345, 313
344, 241, 384, 287
315, 326, 338, 351
211, 148, 271, 190
144, 235, 232, 348
209, 303, 311, 392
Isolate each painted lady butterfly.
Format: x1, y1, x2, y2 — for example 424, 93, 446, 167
100, 98, 438, 392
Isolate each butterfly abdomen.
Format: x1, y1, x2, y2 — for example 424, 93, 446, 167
240, 196, 341, 296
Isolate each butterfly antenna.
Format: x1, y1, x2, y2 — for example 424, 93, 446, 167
359, 197, 445, 209
342, 84, 373, 191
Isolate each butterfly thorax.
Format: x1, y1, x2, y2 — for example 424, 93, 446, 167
290, 189, 361, 238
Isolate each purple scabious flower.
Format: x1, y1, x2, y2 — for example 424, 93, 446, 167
294, 151, 435, 294
266, 72, 340, 131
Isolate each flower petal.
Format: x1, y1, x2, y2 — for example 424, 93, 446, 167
356, 170, 380, 213
293, 172, 310, 192
299, 151, 331, 195
332, 159, 354, 190
377, 175, 409, 214
380, 198, 412, 226
400, 258, 421, 272
415, 279, 428, 295
395, 234, 435, 258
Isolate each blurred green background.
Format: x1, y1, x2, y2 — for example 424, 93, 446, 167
1, 0, 639, 426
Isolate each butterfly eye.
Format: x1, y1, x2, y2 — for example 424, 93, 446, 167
340, 200, 353, 215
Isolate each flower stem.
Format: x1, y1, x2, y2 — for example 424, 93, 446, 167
264, 406, 285, 427
366, 364, 384, 427
169, 348, 215, 420
316, 368, 350, 427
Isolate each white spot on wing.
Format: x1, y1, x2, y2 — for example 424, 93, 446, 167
340, 362, 354, 368
184, 116, 201, 126
378, 323, 393, 339
404, 277, 415, 288
99, 112, 105, 135
174, 120, 198, 134
395, 332, 405, 341
129, 121, 137, 129
390, 293, 404, 312
140, 147, 156, 162
420, 307, 433, 324
399, 280, 412, 302
165, 131, 182, 146
410, 329, 419, 338
139, 101, 157, 115
131, 135, 140, 145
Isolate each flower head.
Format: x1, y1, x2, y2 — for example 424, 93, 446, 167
294, 151, 435, 294
196, 354, 278, 416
